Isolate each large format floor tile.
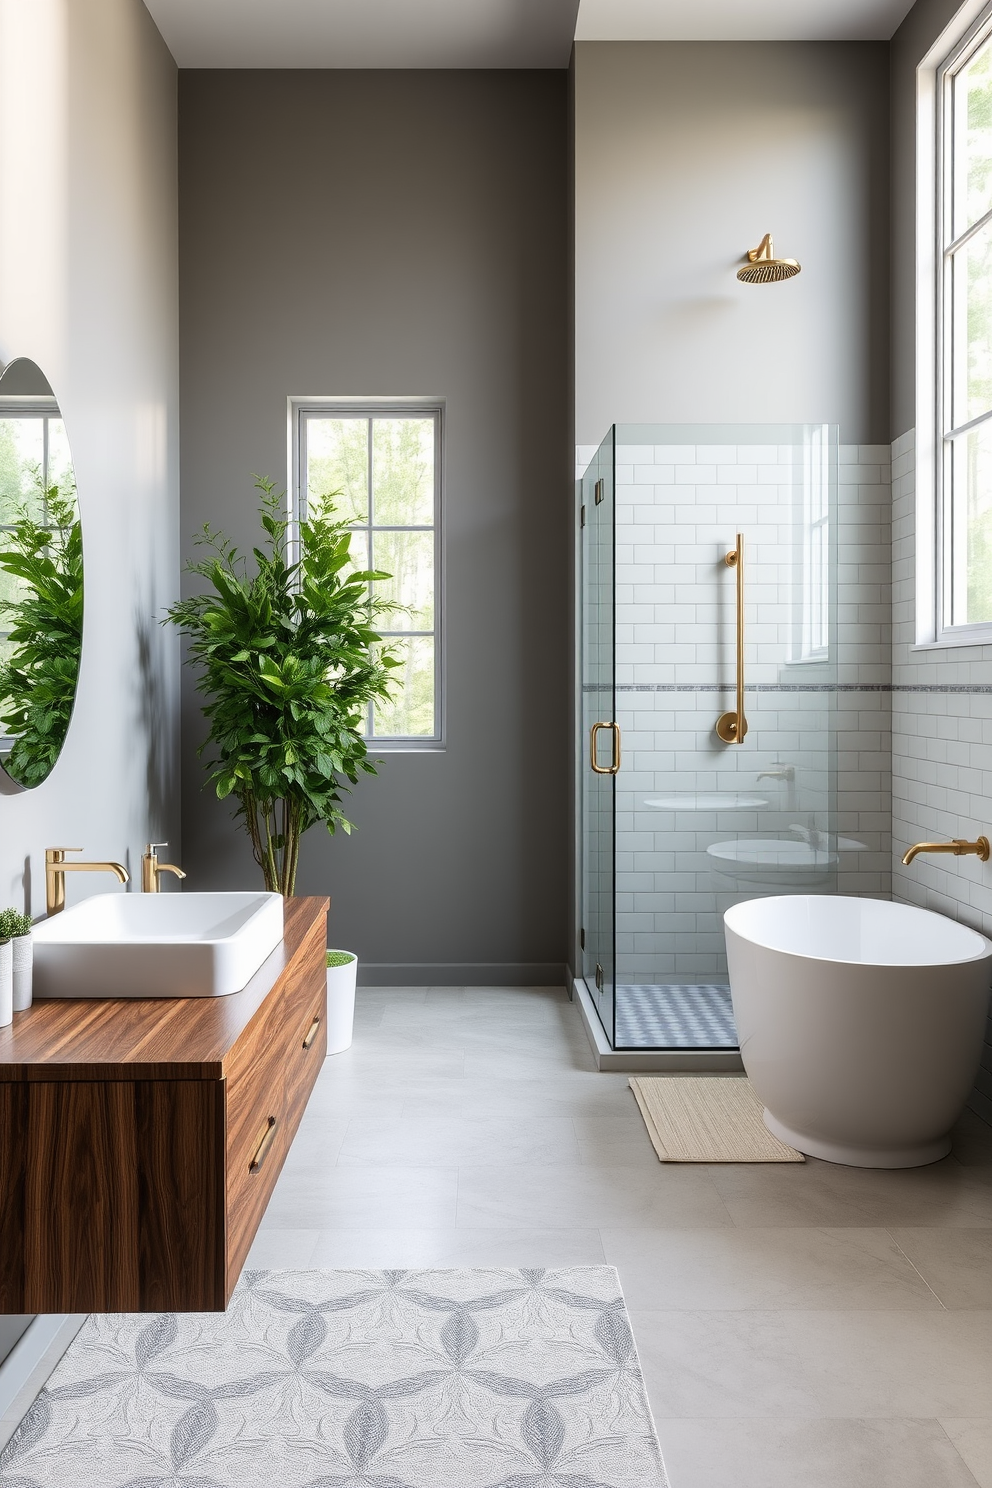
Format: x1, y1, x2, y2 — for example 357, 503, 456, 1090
656, 1418, 984, 1488
251, 984, 992, 1488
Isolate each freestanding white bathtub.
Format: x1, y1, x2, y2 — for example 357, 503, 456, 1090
724, 896, 992, 1167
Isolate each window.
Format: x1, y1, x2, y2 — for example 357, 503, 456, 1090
927, 6, 992, 641
292, 400, 442, 746
794, 424, 831, 663
0, 396, 74, 677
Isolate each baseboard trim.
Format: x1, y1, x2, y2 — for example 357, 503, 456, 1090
0, 1314, 86, 1451
357, 962, 567, 988
574, 976, 745, 1073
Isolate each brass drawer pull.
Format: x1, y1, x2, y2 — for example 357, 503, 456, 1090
302, 1016, 320, 1051
249, 1116, 278, 1174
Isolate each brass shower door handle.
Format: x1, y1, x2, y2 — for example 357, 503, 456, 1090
590, 721, 621, 775
716, 533, 748, 744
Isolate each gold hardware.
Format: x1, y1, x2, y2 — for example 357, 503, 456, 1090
737, 233, 801, 284
590, 721, 621, 775
594, 478, 605, 505
249, 1115, 278, 1174
758, 766, 794, 782
902, 836, 990, 866
302, 1016, 321, 1051
141, 843, 187, 893
45, 847, 129, 916
716, 534, 748, 744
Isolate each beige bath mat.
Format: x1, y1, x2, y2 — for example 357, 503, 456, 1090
629, 1076, 805, 1162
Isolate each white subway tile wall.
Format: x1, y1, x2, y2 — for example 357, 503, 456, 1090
611, 440, 892, 988
892, 429, 992, 1123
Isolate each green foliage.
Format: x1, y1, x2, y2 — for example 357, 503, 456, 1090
165, 476, 401, 896
326, 949, 356, 968
0, 489, 83, 788
0, 908, 32, 940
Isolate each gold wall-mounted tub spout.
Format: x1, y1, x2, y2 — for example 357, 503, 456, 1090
902, 836, 990, 866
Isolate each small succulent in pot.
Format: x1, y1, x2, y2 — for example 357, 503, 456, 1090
0, 909, 33, 1013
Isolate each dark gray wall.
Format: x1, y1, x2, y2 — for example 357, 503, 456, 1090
891, 0, 969, 437
179, 70, 570, 984
574, 42, 890, 446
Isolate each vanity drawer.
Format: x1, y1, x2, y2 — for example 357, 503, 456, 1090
224, 923, 326, 1289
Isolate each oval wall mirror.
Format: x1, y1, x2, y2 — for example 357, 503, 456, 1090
0, 359, 83, 792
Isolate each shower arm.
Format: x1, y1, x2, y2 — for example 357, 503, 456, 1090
716, 534, 747, 744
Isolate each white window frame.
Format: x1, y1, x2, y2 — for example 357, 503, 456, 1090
917, 0, 992, 647
288, 395, 445, 751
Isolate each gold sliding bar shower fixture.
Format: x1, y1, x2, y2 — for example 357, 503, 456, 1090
902, 836, 990, 866
590, 720, 621, 775
716, 534, 748, 744
737, 233, 801, 284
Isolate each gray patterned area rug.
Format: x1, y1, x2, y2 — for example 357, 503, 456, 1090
0, 1267, 668, 1488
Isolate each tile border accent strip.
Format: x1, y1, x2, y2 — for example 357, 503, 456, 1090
585, 683, 992, 694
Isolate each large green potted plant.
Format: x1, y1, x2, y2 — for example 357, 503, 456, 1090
165, 477, 399, 895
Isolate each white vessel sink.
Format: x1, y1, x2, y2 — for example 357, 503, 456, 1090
32, 892, 285, 999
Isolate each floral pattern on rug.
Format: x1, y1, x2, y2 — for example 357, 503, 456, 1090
0, 1267, 668, 1488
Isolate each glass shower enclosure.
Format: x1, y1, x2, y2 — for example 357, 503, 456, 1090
579, 424, 839, 1054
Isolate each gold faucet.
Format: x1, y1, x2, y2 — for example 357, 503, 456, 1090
902, 836, 990, 866
758, 766, 795, 783
45, 847, 129, 916
141, 842, 186, 893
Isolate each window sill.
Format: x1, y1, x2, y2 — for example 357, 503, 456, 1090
911, 634, 992, 652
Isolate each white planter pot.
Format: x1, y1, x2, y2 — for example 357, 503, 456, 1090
11, 933, 32, 1013
0, 942, 12, 1028
325, 952, 358, 1055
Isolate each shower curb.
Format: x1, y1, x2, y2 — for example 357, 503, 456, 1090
573, 978, 745, 1073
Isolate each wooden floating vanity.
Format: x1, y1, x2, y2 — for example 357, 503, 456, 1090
0, 895, 328, 1314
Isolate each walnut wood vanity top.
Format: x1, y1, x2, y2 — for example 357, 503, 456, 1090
0, 895, 329, 1082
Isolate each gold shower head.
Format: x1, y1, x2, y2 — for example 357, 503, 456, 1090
736, 233, 801, 284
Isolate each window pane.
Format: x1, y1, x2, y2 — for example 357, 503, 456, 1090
373, 635, 434, 737
371, 418, 434, 526
0, 418, 44, 523
954, 34, 992, 234
950, 421, 992, 624
345, 528, 369, 575
371, 529, 434, 630
306, 417, 368, 524
952, 220, 992, 426
47, 420, 76, 506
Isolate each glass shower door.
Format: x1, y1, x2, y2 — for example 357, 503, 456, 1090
580, 428, 616, 1042
610, 423, 838, 1052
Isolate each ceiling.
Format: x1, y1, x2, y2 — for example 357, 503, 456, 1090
143, 0, 920, 68
142, 0, 581, 68
575, 0, 918, 42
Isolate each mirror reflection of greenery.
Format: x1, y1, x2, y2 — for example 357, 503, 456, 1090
165, 477, 402, 896
0, 485, 83, 787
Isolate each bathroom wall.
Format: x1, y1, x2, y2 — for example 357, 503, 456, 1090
573, 41, 890, 448
890, 0, 992, 1123
178, 71, 571, 984
0, 0, 179, 1362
